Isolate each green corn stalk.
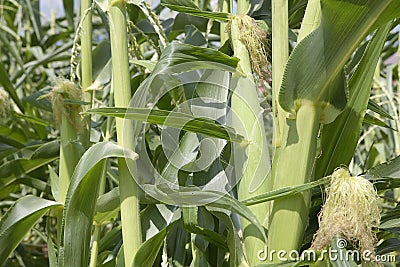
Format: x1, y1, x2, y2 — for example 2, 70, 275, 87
89, 75, 115, 267
271, 0, 288, 147
53, 79, 84, 244
230, 1, 271, 265
108, 1, 142, 266
80, 0, 93, 149
268, 0, 322, 259
395, 31, 400, 202
219, 0, 230, 45
58, 115, 80, 204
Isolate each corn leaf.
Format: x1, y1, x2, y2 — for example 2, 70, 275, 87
279, 0, 400, 123
182, 207, 228, 249
0, 157, 58, 185
209, 210, 249, 267
315, 23, 391, 178
377, 238, 400, 255
151, 42, 239, 74
161, 0, 231, 21
132, 220, 180, 267
367, 99, 394, 120
23, 0, 43, 40
86, 107, 245, 143
363, 113, 394, 130
366, 155, 400, 179
0, 61, 24, 112
379, 219, 400, 230
242, 178, 328, 206
59, 142, 138, 267
0, 196, 62, 266
142, 184, 267, 242
62, 0, 74, 27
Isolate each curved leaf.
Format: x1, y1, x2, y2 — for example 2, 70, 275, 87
279, 0, 400, 123
242, 178, 328, 206
142, 184, 267, 242
161, 0, 231, 21
85, 107, 245, 143
0, 196, 61, 266
315, 23, 391, 177
132, 220, 180, 267
59, 142, 138, 267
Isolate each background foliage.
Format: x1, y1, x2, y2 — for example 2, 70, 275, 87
0, 0, 399, 266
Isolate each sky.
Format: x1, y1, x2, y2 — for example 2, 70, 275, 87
40, 0, 74, 18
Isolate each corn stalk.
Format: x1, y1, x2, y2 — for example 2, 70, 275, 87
80, 0, 93, 149
271, 0, 288, 147
108, 0, 142, 265
268, 0, 322, 259
230, 1, 271, 265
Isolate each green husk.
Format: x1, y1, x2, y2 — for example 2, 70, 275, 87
228, 15, 271, 85
229, 13, 272, 266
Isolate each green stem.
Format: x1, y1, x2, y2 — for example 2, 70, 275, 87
230, 15, 271, 266
396, 32, 400, 202
57, 114, 80, 245
80, 0, 93, 149
268, 0, 322, 259
88, 225, 101, 267
268, 103, 320, 259
59, 115, 79, 203
88, 159, 108, 266
108, 1, 142, 266
271, 0, 288, 147
219, 0, 230, 45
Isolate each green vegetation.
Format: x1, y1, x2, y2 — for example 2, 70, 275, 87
0, 0, 400, 266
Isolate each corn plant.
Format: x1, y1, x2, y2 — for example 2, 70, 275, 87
1, 0, 400, 267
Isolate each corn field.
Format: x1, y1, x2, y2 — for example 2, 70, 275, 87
1, 0, 400, 266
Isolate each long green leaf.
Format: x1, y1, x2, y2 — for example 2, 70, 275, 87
161, 0, 231, 21
367, 99, 394, 120
366, 155, 400, 178
0, 61, 24, 112
151, 42, 239, 74
363, 113, 394, 130
0, 157, 58, 185
142, 184, 267, 242
23, 0, 43, 40
315, 23, 391, 178
242, 178, 328, 206
379, 219, 400, 229
85, 107, 245, 143
377, 238, 400, 255
59, 142, 138, 267
63, 0, 74, 27
132, 220, 179, 267
279, 0, 400, 123
0, 196, 61, 266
